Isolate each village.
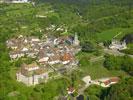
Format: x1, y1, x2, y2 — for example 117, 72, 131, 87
6, 33, 81, 86
6, 30, 130, 99
1, 0, 133, 99
6, 33, 123, 100
6, 32, 125, 88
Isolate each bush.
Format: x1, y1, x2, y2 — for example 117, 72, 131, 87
104, 55, 133, 75
81, 41, 96, 53
120, 49, 133, 55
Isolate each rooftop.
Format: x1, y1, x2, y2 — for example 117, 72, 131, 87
18, 63, 47, 76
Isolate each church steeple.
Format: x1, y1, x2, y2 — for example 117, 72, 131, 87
74, 33, 80, 46
122, 40, 127, 47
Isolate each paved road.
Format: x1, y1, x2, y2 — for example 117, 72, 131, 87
104, 48, 133, 58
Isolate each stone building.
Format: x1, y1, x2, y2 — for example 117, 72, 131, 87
109, 39, 127, 50
16, 62, 48, 86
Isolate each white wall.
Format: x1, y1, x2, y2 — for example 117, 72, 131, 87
16, 73, 33, 86
17, 72, 49, 86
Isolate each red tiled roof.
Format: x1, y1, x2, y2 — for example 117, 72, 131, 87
103, 80, 110, 86
67, 87, 75, 93
110, 77, 119, 82
103, 77, 119, 86
62, 53, 73, 61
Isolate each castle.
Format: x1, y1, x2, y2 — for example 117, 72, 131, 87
109, 39, 127, 50
16, 62, 48, 86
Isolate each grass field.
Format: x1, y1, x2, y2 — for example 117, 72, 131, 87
80, 60, 127, 79
77, 52, 127, 79
97, 27, 133, 41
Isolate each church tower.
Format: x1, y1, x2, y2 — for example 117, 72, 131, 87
122, 40, 127, 49
74, 33, 80, 46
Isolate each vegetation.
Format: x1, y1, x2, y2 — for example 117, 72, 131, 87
77, 52, 127, 79
81, 41, 96, 53
84, 77, 133, 100
104, 55, 133, 76
120, 49, 133, 55
120, 44, 133, 55
104, 77, 133, 100
84, 85, 105, 100
0, 0, 133, 99
0, 75, 69, 100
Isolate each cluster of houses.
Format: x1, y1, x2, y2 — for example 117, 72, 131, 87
7, 34, 81, 86
7, 35, 41, 59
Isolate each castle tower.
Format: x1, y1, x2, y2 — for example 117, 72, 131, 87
74, 33, 80, 46
122, 40, 127, 49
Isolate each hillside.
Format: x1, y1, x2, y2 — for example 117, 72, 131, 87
1, 0, 133, 42
0, 0, 133, 100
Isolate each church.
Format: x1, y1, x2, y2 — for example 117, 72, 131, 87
109, 39, 127, 50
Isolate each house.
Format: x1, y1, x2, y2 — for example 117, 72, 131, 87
16, 62, 48, 86
9, 51, 25, 60
67, 87, 75, 94
38, 49, 49, 64
31, 38, 40, 43
21, 47, 28, 52
48, 55, 61, 65
9, 52, 18, 59
6, 39, 18, 50
109, 39, 127, 50
82, 76, 91, 85
99, 77, 119, 87
26, 50, 38, 58
61, 53, 73, 65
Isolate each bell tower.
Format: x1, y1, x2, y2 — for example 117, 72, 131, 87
74, 33, 80, 46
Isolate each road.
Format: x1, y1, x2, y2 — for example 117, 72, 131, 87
104, 48, 133, 58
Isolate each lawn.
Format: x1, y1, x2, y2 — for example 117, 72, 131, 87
97, 28, 124, 41
78, 52, 127, 79
97, 27, 133, 42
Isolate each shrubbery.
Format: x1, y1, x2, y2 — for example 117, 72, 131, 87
104, 55, 133, 75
